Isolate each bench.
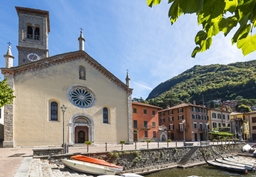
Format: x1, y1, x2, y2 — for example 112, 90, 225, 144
32, 147, 63, 156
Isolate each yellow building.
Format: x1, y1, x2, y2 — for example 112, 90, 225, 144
1, 7, 133, 147
230, 112, 249, 140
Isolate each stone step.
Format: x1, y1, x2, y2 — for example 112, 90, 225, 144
41, 160, 55, 177
28, 158, 43, 177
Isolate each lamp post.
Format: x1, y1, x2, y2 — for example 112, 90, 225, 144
206, 123, 209, 145
182, 120, 186, 146
61, 104, 67, 153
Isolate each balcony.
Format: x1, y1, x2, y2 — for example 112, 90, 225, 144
133, 125, 152, 130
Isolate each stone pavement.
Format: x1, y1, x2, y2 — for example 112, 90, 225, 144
0, 142, 199, 177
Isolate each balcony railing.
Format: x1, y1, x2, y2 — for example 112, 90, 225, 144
133, 125, 152, 130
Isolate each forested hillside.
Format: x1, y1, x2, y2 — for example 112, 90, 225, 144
146, 60, 256, 108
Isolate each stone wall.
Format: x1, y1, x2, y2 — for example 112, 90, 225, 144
39, 143, 245, 174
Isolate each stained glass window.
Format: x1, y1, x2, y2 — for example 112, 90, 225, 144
50, 102, 58, 121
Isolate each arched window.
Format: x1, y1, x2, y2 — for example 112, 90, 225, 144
79, 66, 86, 80
103, 107, 108, 123
212, 113, 216, 118
27, 26, 33, 39
34, 27, 40, 40
50, 102, 58, 121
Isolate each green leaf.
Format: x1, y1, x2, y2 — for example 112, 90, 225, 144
225, 0, 238, 12
237, 33, 256, 56
191, 46, 201, 58
219, 16, 238, 36
179, 0, 203, 13
147, 0, 162, 7
169, 0, 183, 24
200, 37, 212, 51
195, 30, 207, 45
202, 0, 226, 19
232, 24, 251, 44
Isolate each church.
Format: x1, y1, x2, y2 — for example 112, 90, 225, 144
1, 7, 133, 148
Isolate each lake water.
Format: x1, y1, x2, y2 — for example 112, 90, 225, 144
144, 164, 256, 177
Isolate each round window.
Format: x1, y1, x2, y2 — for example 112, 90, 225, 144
68, 86, 95, 108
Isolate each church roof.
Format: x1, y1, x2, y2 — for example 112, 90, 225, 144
1, 50, 132, 94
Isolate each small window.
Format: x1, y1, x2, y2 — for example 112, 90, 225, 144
27, 26, 33, 39
103, 107, 108, 123
192, 114, 196, 119
213, 122, 217, 128
168, 116, 174, 121
169, 110, 173, 114
144, 121, 147, 128
153, 131, 156, 138
152, 110, 155, 115
144, 131, 148, 138
179, 123, 184, 131
133, 108, 137, 113
217, 114, 221, 119
199, 123, 203, 130
50, 102, 58, 121
178, 115, 183, 120
178, 108, 183, 113
34, 27, 40, 40
169, 124, 174, 130
161, 118, 165, 123
218, 123, 221, 127
79, 66, 86, 80
143, 109, 147, 114
194, 122, 197, 129
133, 120, 138, 128
152, 122, 156, 128
212, 113, 216, 118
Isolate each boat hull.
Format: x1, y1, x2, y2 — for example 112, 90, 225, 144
71, 155, 123, 172
61, 159, 118, 175
207, 160, 247, 173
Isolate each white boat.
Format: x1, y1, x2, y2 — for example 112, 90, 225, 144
97, 173, 143, 177
61, 159, 120, 175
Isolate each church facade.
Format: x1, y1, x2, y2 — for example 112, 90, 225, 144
1, 7, 133, 147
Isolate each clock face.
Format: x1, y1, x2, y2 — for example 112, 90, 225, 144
27, 53, 40, 61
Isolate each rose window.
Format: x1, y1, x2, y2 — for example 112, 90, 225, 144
69, 86, 95, 108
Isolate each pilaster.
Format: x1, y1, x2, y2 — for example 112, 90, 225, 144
3, 75, 14, 147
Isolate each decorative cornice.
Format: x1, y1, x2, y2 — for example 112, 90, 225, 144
1, 50, 132, 93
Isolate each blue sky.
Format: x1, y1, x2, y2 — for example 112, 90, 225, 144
1, 1, 256, 100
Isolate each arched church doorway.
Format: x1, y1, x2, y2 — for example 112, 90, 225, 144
69, 115, 94, 145
75, 126, 89, 143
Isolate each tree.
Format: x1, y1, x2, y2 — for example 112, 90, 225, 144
0, 79, 15, 108
147, 0, 256, 57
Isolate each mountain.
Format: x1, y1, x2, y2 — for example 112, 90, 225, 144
146, 60, 256, 107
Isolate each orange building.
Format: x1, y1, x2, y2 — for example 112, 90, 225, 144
158, 103, 208, 142
132, 102, 162, 142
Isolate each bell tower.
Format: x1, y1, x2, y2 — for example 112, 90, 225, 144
16, 6, 50, 65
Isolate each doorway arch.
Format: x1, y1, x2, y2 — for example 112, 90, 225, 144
69, 114, 94, 145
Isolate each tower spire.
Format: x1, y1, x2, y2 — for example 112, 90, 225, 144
126, 69, 130, 87
4, 42, 14, 68
78, 28, 85, 51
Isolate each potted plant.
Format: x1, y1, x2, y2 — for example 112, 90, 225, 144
146, 139, 152, 149
120, 140, 125, 150
84, 140, 92, 152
